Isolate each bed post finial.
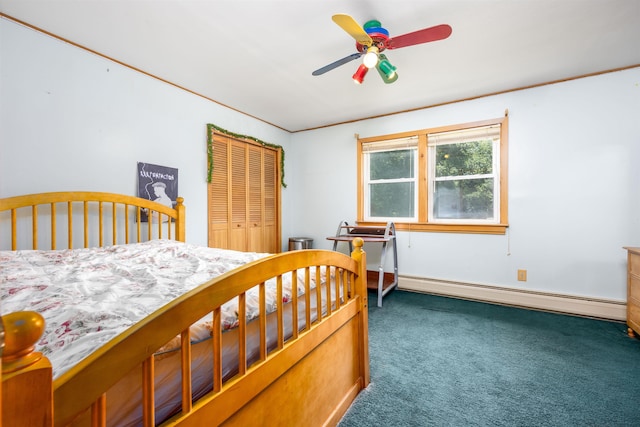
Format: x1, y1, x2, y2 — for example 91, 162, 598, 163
349, 237, 366, 291
351, 237, 364, 253
2, 311, 45, 373
175, 197, 186, 242
1, 311, 53, 426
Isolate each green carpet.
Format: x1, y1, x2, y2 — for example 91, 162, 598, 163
338, 290, 640, 426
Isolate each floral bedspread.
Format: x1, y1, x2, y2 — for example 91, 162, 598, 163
0, 240, 313, 378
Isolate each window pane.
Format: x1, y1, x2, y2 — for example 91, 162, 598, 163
370, 182, 414, 217
435, 140, 492, 177
434, 179, 494, 219
370, 149, 415, 180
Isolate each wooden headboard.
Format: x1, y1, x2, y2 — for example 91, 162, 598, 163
0, 191, 185, 250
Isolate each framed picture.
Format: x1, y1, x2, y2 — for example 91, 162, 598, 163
137, 162, 178, 222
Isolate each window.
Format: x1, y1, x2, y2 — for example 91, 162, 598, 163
358, 116, 508, 234
363, 137, 418, 221
428, 124, 500, 223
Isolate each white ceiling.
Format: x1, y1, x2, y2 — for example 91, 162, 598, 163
2, 0, 639, 132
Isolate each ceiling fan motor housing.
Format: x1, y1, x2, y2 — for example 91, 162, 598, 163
356, 20, 390, 53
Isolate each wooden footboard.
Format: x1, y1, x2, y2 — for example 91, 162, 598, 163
1, 242, 369, 427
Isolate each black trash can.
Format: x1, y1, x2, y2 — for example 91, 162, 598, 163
288, 237, 313, 251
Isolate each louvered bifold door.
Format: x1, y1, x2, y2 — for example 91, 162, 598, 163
247, 145, 264, 252
208, 135, 229, 248
208, 131, 280, 252
229, 140, 248, 251
263, 149, 278, 253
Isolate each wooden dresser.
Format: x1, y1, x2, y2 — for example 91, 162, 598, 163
625, 247, 640, 337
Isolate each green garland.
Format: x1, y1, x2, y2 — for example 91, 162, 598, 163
207, 124, 286, 188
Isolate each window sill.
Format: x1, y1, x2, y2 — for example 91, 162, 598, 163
357, 221, 509, 235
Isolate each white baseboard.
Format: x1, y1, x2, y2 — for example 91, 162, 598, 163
398, 276, 626, 321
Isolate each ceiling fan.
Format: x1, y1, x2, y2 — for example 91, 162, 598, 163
313, 14, 452, 84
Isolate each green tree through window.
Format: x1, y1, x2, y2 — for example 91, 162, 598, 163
433, 140, 494, 219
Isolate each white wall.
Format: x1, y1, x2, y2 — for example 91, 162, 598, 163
289, 67, 640, 302
3, 17, 639, 303
0, 19, 293, 248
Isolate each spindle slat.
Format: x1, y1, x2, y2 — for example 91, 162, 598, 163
291, 272, 299, 340
142, 356, 155, 427
67, 201, 73, 248
83, 201, 89, 248
32, 205, 37, 249
212, 308, 222, 393
50, 203, 56, 250
90, 394, 106, 427
304, 267, 311, 331
259, 282, 267, 361
316, 266, 323, 321
325, 267, 333, 316
276, 275, 284, 349
180, 330, 192, 414
238, 293, 247, 375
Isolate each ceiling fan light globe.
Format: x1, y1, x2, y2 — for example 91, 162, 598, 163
380, 71, 398, 84
363, 52, 378, 68
363, 46, 380, 69
387, 72, 398, 83
352, 64, 368, 84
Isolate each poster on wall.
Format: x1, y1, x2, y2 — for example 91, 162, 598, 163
137, 162, 179, 222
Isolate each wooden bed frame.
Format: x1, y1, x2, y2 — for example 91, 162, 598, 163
0, 191, 369, 427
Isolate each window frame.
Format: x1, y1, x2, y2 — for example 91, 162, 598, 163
357, 116, 509, 235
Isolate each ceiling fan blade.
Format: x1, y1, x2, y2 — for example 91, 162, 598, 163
332, 14, 373, 47
312, 52, 363, 76
386, 24, 452, 49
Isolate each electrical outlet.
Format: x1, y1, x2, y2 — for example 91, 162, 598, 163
517, 269, 527, 281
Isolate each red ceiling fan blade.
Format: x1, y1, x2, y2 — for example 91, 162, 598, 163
386, 24, 452, 49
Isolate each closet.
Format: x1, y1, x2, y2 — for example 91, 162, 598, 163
208, 132, 281, 253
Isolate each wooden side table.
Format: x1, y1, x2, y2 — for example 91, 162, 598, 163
624, 247, 640, 337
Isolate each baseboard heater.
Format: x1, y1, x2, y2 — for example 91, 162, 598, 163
398, 275, 626, 321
